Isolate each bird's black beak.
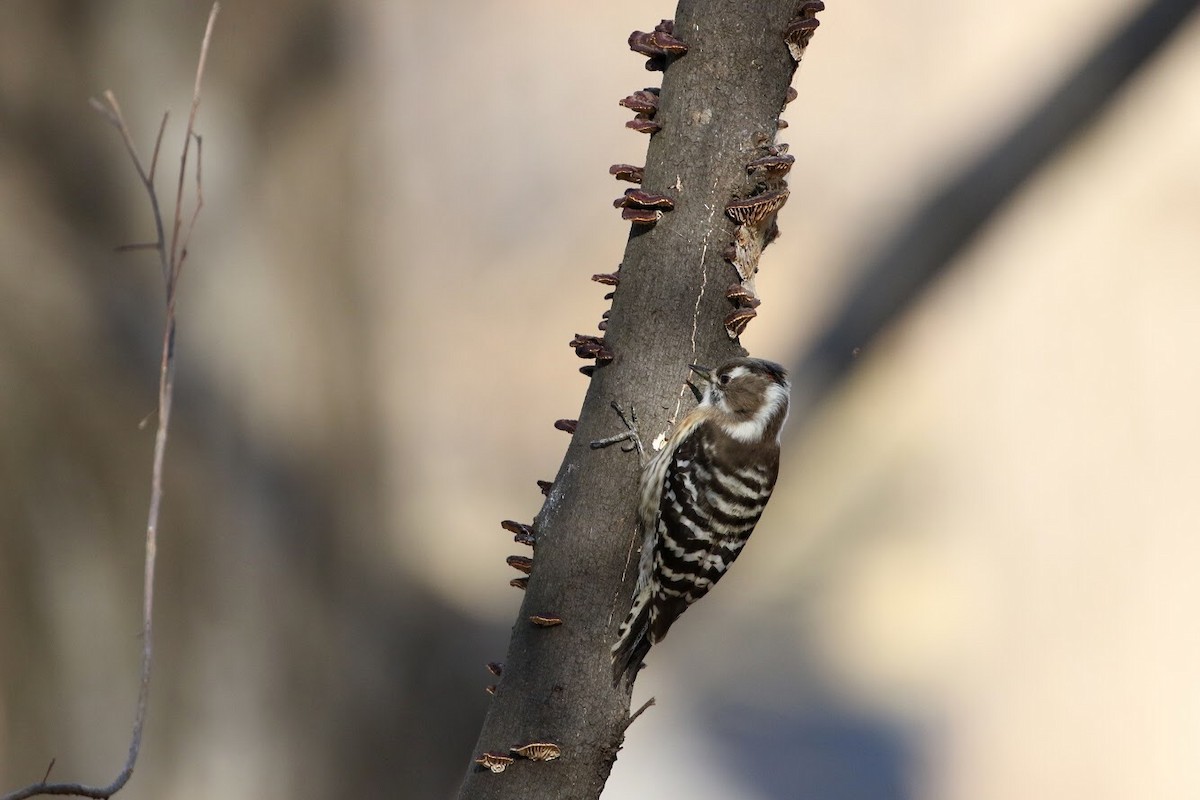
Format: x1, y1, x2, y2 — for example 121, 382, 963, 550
686, 364, 711, 403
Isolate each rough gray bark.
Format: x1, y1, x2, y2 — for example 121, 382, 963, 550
455, 1, 805, 798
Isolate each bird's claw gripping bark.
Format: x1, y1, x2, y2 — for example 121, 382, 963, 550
589, 401, 646, 464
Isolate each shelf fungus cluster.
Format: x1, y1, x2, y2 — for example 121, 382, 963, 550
498, 514, 561, 624
784, 1, 825, 62
613, 18, 686, 229
569, 333, 613, 365
572, 17, 690, 381
592, 269, 619, 332
621, 87, 660, 134
568, 268, 622, 377
613, 188, 674, 226
474, 741, 563, 775
483, 661, 503, 695
503, 518, 536, 592
717, 6, 825, 339
628, 19, 688, 71
722, 145, 792, 338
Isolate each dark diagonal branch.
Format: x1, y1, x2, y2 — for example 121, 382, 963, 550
787, 0, 1200, 427
1, 5, 219, 800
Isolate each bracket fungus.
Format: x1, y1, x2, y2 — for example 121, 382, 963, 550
619, 89, 660, 115
628, 19, 687, 70
623, 207, 661, 224
725, 283, 762, 309
615, 187, 674, 225
626, 116, 662, 134
616, 188, 674, 211
784, 1, 825, 61
721, 178, 791, 339
506, 555, 534, 575
475, 752, 515, 774
569, 333, 609, 360
746, 153, 795, 179
609, 164, 644, 183
725, 187, 789, 227
511, 742, 563, 762
501, 520, 535, 548
724, 307, 758, 339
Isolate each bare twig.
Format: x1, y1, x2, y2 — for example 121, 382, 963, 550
148, 112, 169, 186
1, 5, 220, 800
620, 697, 657, 734
88, 93, 168, 286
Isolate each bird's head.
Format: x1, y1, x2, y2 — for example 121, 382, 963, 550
689, 357, 790, 444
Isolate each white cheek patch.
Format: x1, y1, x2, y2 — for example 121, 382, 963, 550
719, 382, 790, 443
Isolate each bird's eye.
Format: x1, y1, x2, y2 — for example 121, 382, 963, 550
718, 373, 731, 386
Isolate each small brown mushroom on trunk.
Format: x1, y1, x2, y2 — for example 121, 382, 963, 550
628, 30, 665, 58
621, 207, 662, 225
619, 89, 660, 115
726, 187, 790, 227
569, 333, 608, 360
784, 2, 824, 61
506, 555, 534, 575
724, 307, 758, 339
648, 30, 688, 55
746, 153, 795, 178
511, 742, 563, 762
626, 116, 662, 134
475, 752, 514, 773
615, 188, 675, 211
725, 283, 761, 308
608, 164, 644, 183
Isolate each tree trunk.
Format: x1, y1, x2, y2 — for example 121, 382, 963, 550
455, 1, 806, 797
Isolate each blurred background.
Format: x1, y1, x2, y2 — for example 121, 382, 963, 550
2, 1, 1199, 798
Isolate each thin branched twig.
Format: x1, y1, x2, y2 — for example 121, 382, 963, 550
1, 5, 219, 800
620, 697, 656, 734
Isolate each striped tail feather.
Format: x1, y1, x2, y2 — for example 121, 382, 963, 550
611, 590, 653, 686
